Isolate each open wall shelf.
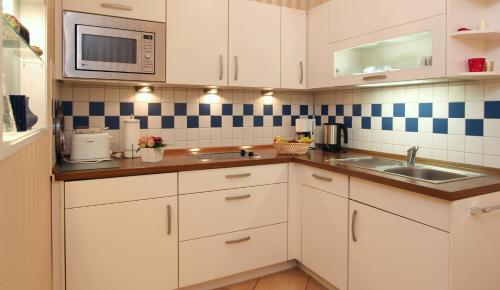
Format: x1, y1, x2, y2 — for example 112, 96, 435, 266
451, 30, 500, 41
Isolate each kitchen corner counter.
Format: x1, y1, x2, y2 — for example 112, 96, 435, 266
53, 146, 500, 201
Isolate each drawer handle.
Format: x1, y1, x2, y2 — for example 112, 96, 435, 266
166, 204, 172, 235
471, 204, 500, 215
363, 74, 387, 81
219, 54, 224, 81
225, 236, 251, 245
352, 210, 358, 242
312, 173, 332, 182
100, 3, 133, 11
225, 194, 251, 201
225, 173, 251, 179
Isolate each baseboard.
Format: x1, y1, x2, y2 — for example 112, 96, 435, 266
298, 263, 340, 290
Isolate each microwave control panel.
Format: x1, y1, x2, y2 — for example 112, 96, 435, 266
142, 33, 155, 73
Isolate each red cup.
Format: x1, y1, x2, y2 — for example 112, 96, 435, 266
468, 58, 486, 72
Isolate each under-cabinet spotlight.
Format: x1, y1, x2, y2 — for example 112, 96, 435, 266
204, 87, 219, 94
135, 85, 153, 93
261, 89, 275, 96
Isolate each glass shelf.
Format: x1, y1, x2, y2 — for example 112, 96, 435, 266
333, 31, 433, 78
2, 18, 44, 65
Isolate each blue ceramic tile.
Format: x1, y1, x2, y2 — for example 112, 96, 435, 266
211, 116, 222, 128
162, 116, 174, 128
233, 116, 243, 127
485, 101, 500, 119
253, 116, 263, 127
382, 117, 393, 131
222, 104, 233, 116
433, 118, 448, 134
199, 103, 211, 115
174, 103, 187, 116
405, 118, 418, 132
419, 103, 433, 118
135, 116, 148, 129
362, 117, 371, 129
314, 116, 322, 126
344, 116, 352, 128
353, 104, 362, 116
120, 102, 134, 116
187, 116, 199, 128
328, 116, 336, 124
300, 105, 309, 115
244, 104, 254, 115
321, 105, 329, 116
62, 101, 73, 116
73, 116, 89, 129
282, 105, 291, 116
291, 116, 300, 126
449, 102, 465, 118
147, 103, 161, 116
89, 102, 105, 116
372, 104, 382, 117
273, 116, 283, 127
393, 103, 405, 117
105, 116, 120, 130
466, 119, 484, 136
336, 105, 344, 116
264, 104, 273, 115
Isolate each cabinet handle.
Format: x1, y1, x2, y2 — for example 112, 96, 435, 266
299, 61, 304, 85
363, 74, 387, 81
225, 173, 251, 179
312, 173, 332, 182
225, 236, 251, 245
234, 56, 239, 81
100, 3, 133, 11
225, 194, 251, 201
351, 210, 358, 242
219, 54, 224, 81
166, 204, 172, 235
471, 204, 500, 215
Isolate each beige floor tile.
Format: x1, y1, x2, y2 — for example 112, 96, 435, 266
216, 278, 258, 290
254, 268, 309, 290
305, 278, 329, 290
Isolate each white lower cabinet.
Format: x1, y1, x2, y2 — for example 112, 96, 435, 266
65, 197, 178, 290
348, 201, 449, 290
179, 223, 288, 287
301, 185, 348, 290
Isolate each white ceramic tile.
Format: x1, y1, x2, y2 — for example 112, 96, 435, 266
382, 143, 393, 153
466, 83, 483, 101
175, 128, 187, 141
465, 101, 484, 118
405, 103, 418, 118
405, 86, 419, 103
174, 89, 187, 102
233, 104, 243, 115
61, 86, 73, 101
433, 102, 449, 118
484, 81, 500, 101
73, 87, 90, 101
484, 137, 500, 156
381, 103, 393, 117
448, 83, 465, 101
186, 140, 199, 148
432, 85, 448, 102
432, 134, 448, 150
232, 127, 243, 139
222, 127, 233, 139
199, 116, 210, 128
187, 103, 199, 115
73, 102, 89, 116
393, 131, 406, 145
263, 127, 273, 138
361, 104, 371, 116
393, 88, 405, 103
161, 129, 175, 142
244, 127, 254, 138
274, 104, 283, 116
149, 116, 161, 129
292, 105, 300, 115
222, 139, 233, 146
253, 127, 263, 138
272, 127, 282, 137
418, 118, 433, 133
419, 147, 433, 158
243, 116, 253, 127
89, 87, 105, 101
199, 139, 211, 147
448, 119, 465, 135
161, 103, 174, 116
392, 145, 407, 156
232, 91, 244, 104
186, 90, 200, 103
119, 88, 135, 102
352, 117, 361, 129
381, 130, 394, 144
465, 136, 483, 153
222, 116, 232, 127
263, 116, 273, 127
447, 135, 465, 151
447, 151, 464, 163
64, 116, 73, 130
134, 102, 148, 116
89, 116, 104, 128
175, 141, 187, 148
211, 128, 222, 140
344, 104, 352, 116
483, 155, 500, 168
161, 88, 175, 103
418, 133, 433, 148
432, 149, 447, 161
405, 132, 419, 146
418, 85, 433, 102
361, 129, 372, 142
186, 128, 199, 141
484, 119, 500, 137
232, 138, 244, 146
465, 153, 483, 166
372, 117, 382, 130
393, 117, 405, 131
362, 142, 373, 151
199, 128, 211, 139
105, 102, 119, 116
174, 116, 187, 129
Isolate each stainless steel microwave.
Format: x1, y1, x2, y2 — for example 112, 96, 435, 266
63, 11, 165, 82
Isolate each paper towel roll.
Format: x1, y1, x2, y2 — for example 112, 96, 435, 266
123, 118, 140, 158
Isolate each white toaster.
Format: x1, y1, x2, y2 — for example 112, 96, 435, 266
70, 132, 111, 162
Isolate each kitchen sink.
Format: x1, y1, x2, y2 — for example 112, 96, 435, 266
382, 166, 482, 183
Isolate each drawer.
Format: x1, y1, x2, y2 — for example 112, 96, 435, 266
63, 0, 166, 22
179, 164, 288, 194
179, 183, 287, 241
350, 177, 450, 231
300, 165, 349, 198
65, 173, 177, 208
179, 223, 287, 287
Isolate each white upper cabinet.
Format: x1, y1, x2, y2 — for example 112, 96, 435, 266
307, 2, 330, 89
62, 0, 166, 22
229, 0, 281, 88
329, 0, 445, 43
281, 7, 307, 89
166, 0, 229, 86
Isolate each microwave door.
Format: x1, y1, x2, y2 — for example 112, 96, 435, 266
76, 25, 142, 73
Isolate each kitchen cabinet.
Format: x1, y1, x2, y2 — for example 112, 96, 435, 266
62, 0, 166, 22
166, 0, 228, 86
301, 185, 348, 290
328, 15, 446, 87
348, 201, 449, 290
328, 0, 445, 43
65, 196, 178, 290
229, 0, 281, 88
307, 2, 330, 89
281, 7, 307, 89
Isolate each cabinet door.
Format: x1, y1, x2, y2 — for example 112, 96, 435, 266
301, 185, 348, 290
229, 0, 281, 88
281, 7, 306, 89
63, 0, 166, 22
307, 2, 330, 89
66, 197, 178, 290
329, 0, 445, 43
349, 201, 449, 290
166, 0, 228, 86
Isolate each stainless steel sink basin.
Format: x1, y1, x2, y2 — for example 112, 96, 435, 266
383, 165, 484, 184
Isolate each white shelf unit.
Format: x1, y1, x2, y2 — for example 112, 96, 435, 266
451, 30, 500, 41
0, 0, 47, 159
452, 71, 500, 80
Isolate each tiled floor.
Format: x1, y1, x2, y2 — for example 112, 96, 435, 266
215, 268, 329, 290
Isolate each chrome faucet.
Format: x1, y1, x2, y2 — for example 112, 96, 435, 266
406, 146, 419, 167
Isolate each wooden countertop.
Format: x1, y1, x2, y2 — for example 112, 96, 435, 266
53, 146, 500, 201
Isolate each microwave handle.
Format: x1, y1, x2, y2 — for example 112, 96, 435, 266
100, 3, 133, 11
